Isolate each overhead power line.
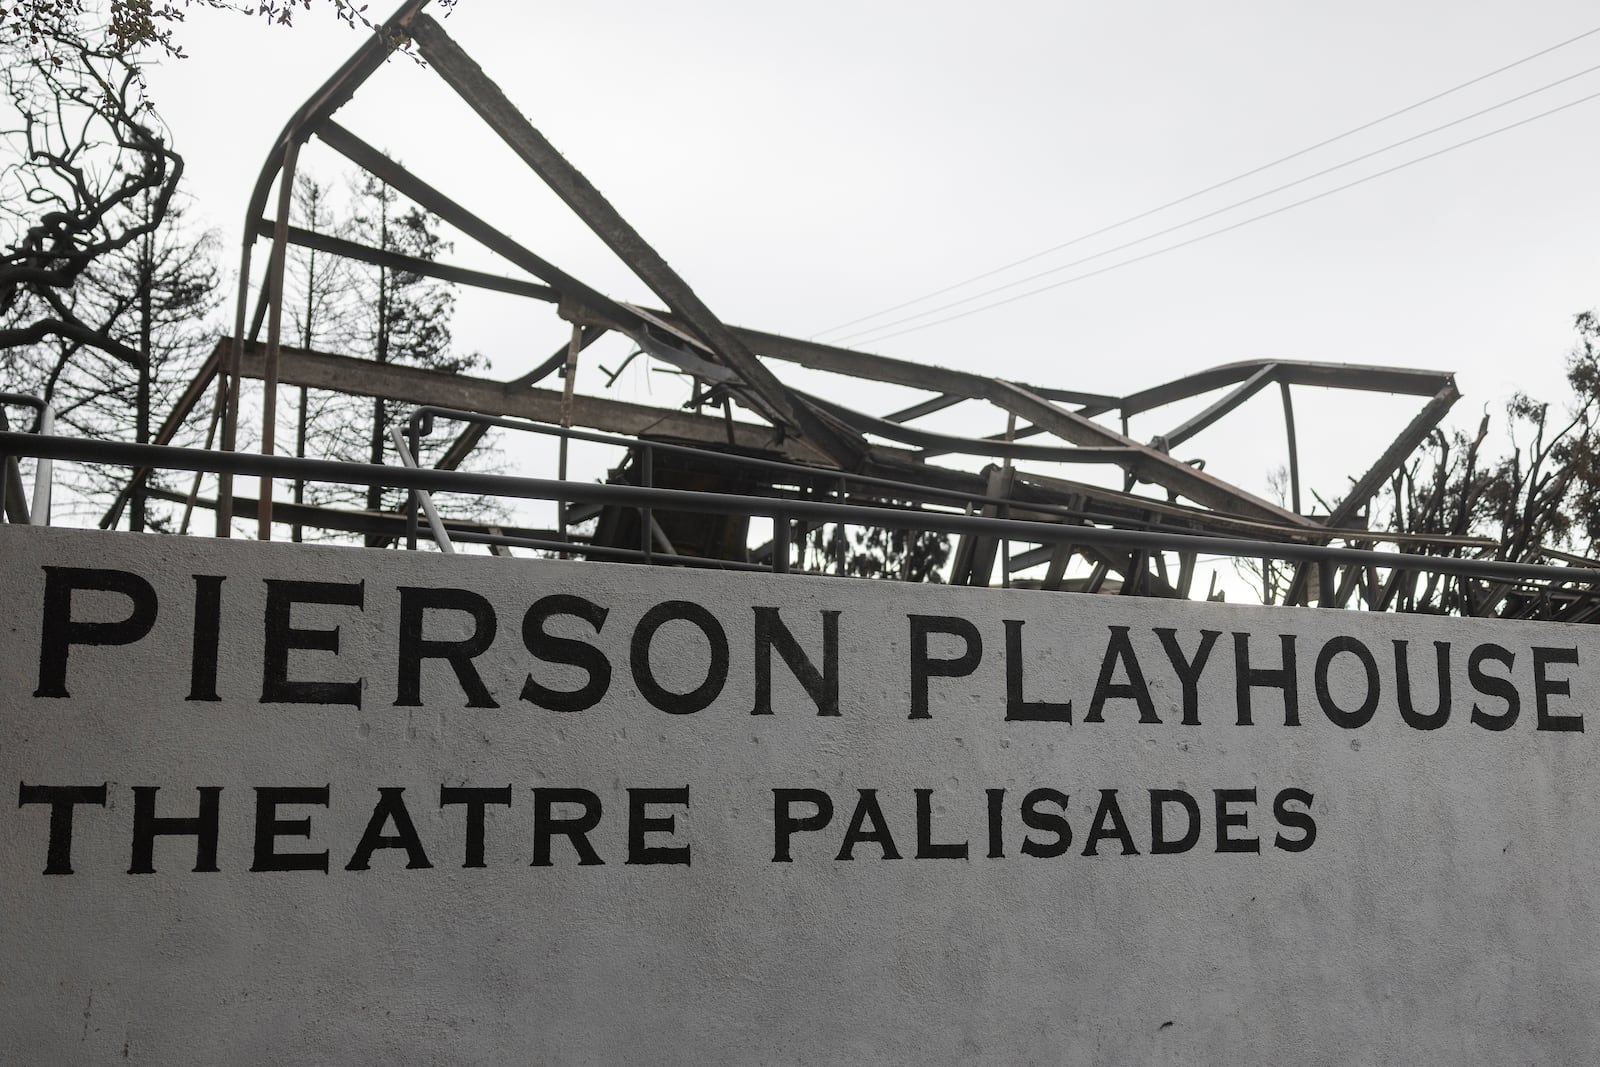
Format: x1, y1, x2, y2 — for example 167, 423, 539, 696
811, 22, 1600, 341
845, 85, 1600, 348
834, 58, 1600, 346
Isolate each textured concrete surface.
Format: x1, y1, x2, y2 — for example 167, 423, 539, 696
1, 525, 1595, 1065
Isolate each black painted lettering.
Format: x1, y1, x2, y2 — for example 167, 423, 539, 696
1086, 626, 1159, 724
627, 786, 691, 866
396, 587, 499, 708
1214, 788, 1259, 853
1003, 619, 1071, 722
1394, 640, 1451, 730
1272, 788, 1316, 853
986, 788, 1006, 859
521, 595, 611, 713
35, 567, 157, 698
346, 788, 432, 871
1469, 643, 1519, 731
532, 788, 604, 866
752, 608, 839, 716
1315, 636, 1380, 729
261, 579, 364, 707
251, 786, 330, 873
1233, 633, 1299, 726
631, 601, 729, 715
915, 788, 968, 859
1149, 789, 1200, 855
836, 789, 901, 861
772, 788, 833, 862
1534, 646, 1582, 732
18, 782, 106, 875
908, 615, 982, 719
187, 575, 225, 702
1083, 789, 1138, 856
1019, 788, 1071, 858
1154, 628, 1220, 726
129, 786, 221, 874
440, 785, 513, 868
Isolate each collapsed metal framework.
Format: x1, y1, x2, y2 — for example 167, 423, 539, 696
87, 0, 1593, 619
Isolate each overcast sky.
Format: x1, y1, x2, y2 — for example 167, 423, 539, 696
143, 0, 1600, 522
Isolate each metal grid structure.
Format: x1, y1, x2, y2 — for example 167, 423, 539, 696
19, 0, 1586, 620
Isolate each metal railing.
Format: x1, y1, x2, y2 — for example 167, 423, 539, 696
0, 393, 54, 526
4, 429, 1600, 613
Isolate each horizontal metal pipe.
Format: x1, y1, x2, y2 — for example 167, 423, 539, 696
2, 431, 1594, 589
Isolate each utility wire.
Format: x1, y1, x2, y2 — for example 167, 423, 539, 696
835, 58, 1600, 346
846, 85, 1600, 348
811, 22, 1600, 341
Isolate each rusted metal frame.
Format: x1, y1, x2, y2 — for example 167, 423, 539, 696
886, 393, 964, 423
555, 322, 584, 553
243, 252, 286, 344
1279, 380, 1302, 514
1176, 549, 1197, 599
1160, 364, 1278, 451
1119, 359, 1454, 417
315, 124, 797, 456
1326, 381, 1461, 529
1042, 543, 1075, 590
1002, 465, 1497, 550
665, 318, 1103, 408
231, 341, 834, 464
987, 381, 1315, 527
1284, 380, 1461, 605
178, 385, 226, 535
18, 431, 1600, 596
1083, 560, 1111, 594
316, 121, 628, 318
507, 326, 604, 390
408, 15, 865, 469
256, 139, 303, 540
314, 124, 808, 478
100, 342, 224, 528
256, 220, 558, 301
1, 457, 26, 523
950, 465, 1016, 587
802, 391, 1137, 464
577, 304, 855, 453
1099, 545, 1183, 597
220, 4, 424, 534
428, 323, 599, 479
142, 484, 559, 544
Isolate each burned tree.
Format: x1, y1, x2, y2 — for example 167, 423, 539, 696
0, 30, 181, 367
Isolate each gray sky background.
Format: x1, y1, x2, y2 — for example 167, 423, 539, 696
145, 0, 1600, 522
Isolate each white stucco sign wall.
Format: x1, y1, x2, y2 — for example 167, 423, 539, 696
1, 525, 1596, 1064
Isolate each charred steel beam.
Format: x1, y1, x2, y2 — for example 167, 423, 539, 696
988, 381, 1315, 527
408, 13, 867, 470
101, 342, 224, 528
427, 326, 610, 474
1326, 381, 1461, 529
885, 393, 964, 423
1161, 363, 1278, 451
12, 431, 1593, 589
316, 124, 814, 462
1280, 380, 1301, 514
229, 340, 834, 464
142, 485, 560, 543
316, 121, 623, 319
802, 391, 1136, 464
1119, 359, 1454, 417
257, 220, 557, 301
507, 327, 604, 390
222, 0, 429, 532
